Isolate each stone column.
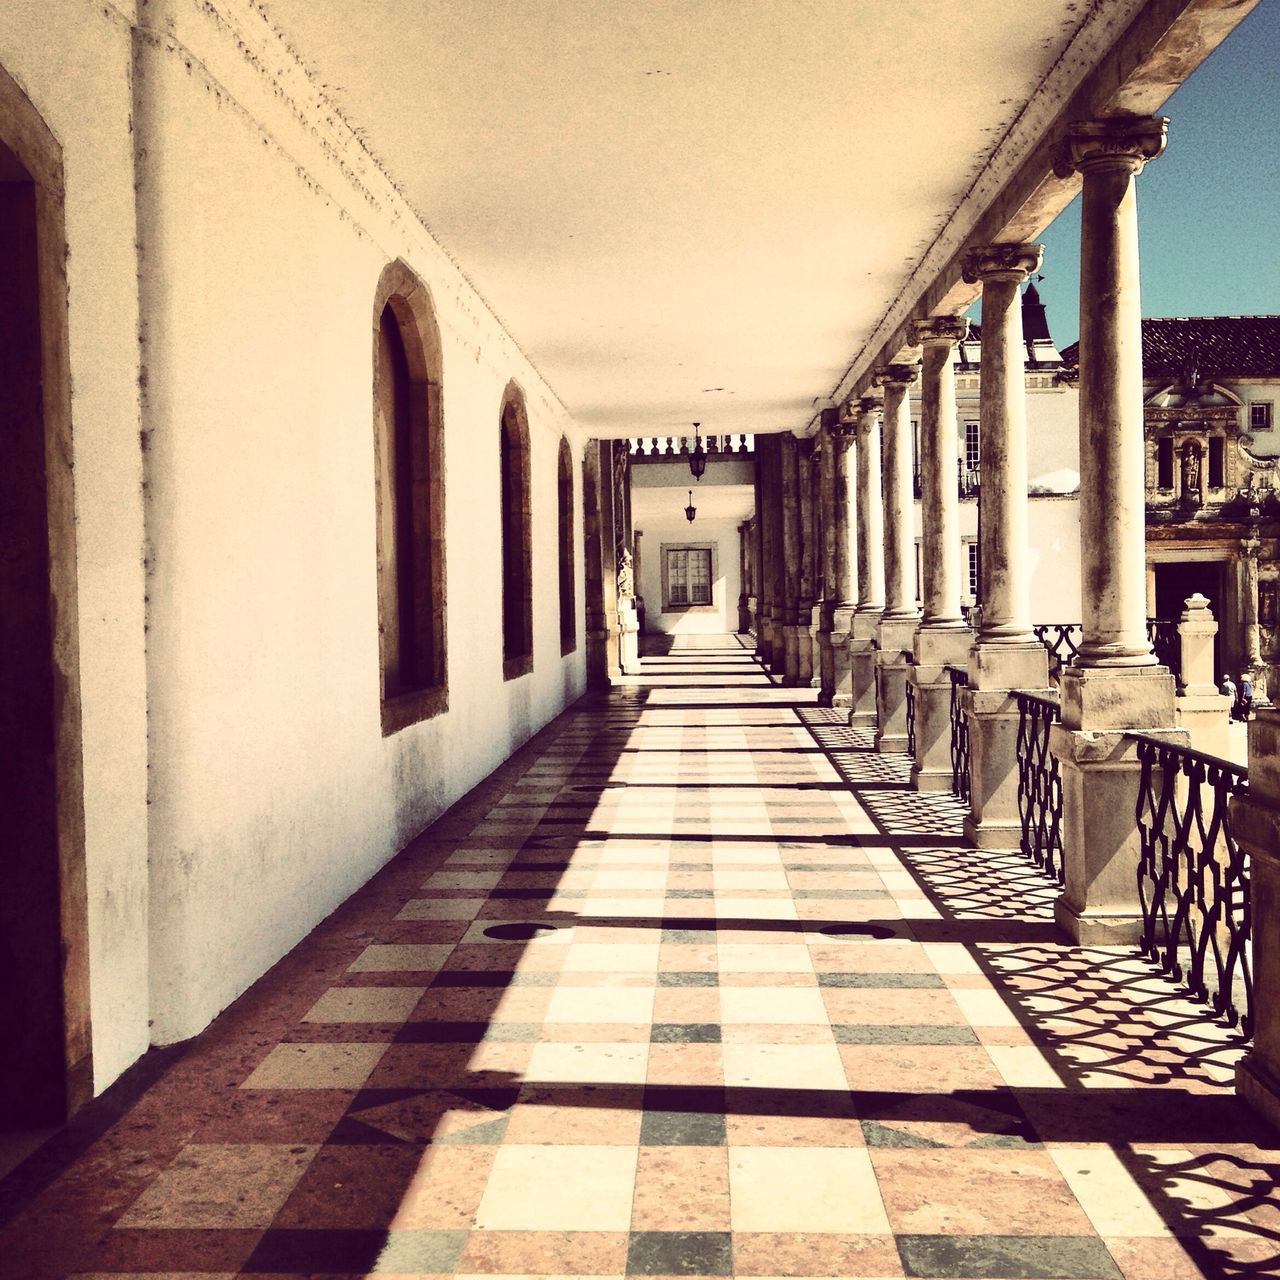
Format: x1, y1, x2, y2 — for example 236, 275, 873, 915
828, 420, 858, 706
959, 244, 1052, 848
752, 457, 767, 654
807, 435, 825, 686
907, 316, 973, 790
1049, 115, 1181, 944
614, 444, 640, 674
874, 362, 922, 753
1243, 534, 1268, 701
738, 520, 753, 634
1235, 709, 1280, 1127
780, 434, 803, 684
756, 437, 780, 666
849, 396, 885, 729
764, 436, 788, 675
797, 437, 817, 686
816, 419, 840, 703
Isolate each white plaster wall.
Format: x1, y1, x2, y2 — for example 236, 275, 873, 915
0, 0, 588, 1068
911, 494, 1081, 624
131, 0, 587, 1044
0, 1, 152, 1090
636, 515, 743, 636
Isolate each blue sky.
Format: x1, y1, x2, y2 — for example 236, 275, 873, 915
977, 0, 1280, 348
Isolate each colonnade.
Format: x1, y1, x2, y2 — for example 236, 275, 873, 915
749, 108, 1280, 1129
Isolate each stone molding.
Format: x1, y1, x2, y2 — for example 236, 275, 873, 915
961, 242, 1044, 284
873, 362, 921, 390
1052, 114, 1168, 178
855, 396, 882, 434
910, 315, 970, 348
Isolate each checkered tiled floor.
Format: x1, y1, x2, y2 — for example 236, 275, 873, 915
1, 636, 1276, 1278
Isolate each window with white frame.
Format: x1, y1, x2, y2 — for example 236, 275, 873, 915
663, 544, 713, 609
1250, 402, 1273, 430
966, 540, 979, 600
964, 421, 980, 472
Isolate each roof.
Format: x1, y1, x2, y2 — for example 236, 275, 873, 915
1060, 316, 1280, 380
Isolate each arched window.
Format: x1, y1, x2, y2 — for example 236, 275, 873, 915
372, 260, 446, 732
0, 67, 88, 1126
557, 437, 576, 654
499, 384, 533, 678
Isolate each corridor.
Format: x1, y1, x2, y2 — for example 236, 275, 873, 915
0, 638, 1274, 1279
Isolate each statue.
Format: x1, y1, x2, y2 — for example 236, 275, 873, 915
1181, 444, 1201, 499
616, 548, 635, 601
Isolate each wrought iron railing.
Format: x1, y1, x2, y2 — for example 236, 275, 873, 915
904, 660, 917, 759
1014, 691, 1064, 883
1131, 731, 1252, 1037
1147, 617, 1181, 684
1033, 623, 1081, 680
1030, 619, 1180, 683
945, 665, 970, 803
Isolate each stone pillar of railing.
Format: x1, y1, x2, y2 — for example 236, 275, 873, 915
751, 466, 766, 650
815, 416, 841, 703
759, 435, 783, 668
1048, 115, 1183, 944
908, 316, 973, 790
874, 362, 922, 753
959, 244, 1052, 848
780, 433, 803, 684
828, 419, 859, 707
849, 396, 885, 729
1174, 593, 1232, 758
1235, 709, 1280, 1127
796, 435, 817, 686
807, 434, 825, 687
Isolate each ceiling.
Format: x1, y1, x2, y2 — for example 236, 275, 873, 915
262, 0, 1146, 439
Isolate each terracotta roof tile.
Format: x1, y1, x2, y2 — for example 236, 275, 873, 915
1059, 316, 1280, 379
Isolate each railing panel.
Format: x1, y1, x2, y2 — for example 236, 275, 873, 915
1147, 617, 1181, 684
905, 670, 917, 760
1132, 732, 1252, 1037
946, 665, 970, 804
1033, 623, 1081, 681
1014, 691, 1064, 884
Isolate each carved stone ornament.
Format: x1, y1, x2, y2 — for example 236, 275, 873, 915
855, 396, 882, 430
909, 315, 970, 347
1052, 115, 1168, 179
961, 242, 1043, 284
616, 548, 635, 601
873, 361, 921, 390
827, 417, 858, 446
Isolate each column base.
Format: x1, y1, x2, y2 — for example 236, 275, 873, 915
909, 627, 972, 793
875, 617, 918, 754
781, 623, 801, 685
962, 813, 1024, 851
1237, 1053, 1280, 1137
963, 641, 1051, 851
849, 638, 878, 730
1053, 893, 1144, 946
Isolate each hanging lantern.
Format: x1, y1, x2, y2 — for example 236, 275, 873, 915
684, 488, 697, 523
688, 422, 707, 480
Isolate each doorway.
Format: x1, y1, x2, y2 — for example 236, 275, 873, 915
1153, 559, 1227, 684
0, 81, 90, 1148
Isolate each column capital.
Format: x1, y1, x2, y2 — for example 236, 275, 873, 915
828, 418, 857, 447
873, 361, 921, 391
961, 242, 1043, 284
855, 395, 882, 425
910, 315, 970, 348
1052, 114, 1168, 179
